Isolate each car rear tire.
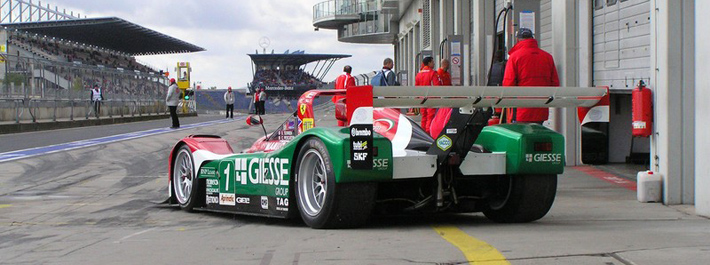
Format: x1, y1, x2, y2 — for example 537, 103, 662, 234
173, 145, 200, 211
483, 174, 557, 223
295, 137, 376, 229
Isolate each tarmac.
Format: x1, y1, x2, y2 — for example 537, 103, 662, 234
0, 110, 708, 265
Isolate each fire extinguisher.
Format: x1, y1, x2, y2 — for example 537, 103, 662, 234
632, 80, 653, 137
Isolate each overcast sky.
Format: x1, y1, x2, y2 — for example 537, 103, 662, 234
53, 0, 392, 89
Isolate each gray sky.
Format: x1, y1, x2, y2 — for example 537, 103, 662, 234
53, 0, 392, 89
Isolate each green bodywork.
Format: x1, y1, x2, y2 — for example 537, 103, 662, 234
474, 124, 566, 175
197, 127, 394, 199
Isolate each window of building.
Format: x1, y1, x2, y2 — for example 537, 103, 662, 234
595, 0, 605, 10
607, 0, 617, 6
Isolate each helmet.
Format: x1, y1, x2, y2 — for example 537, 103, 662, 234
170, 78, 176, 83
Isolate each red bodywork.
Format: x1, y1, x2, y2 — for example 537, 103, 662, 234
168, 135, 234, 182
246, 87, 399, 154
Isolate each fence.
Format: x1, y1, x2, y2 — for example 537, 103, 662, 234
0, 54, 193, 123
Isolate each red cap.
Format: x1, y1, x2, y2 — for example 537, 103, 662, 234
228, 86, 232, 90
170, 78, 176, 83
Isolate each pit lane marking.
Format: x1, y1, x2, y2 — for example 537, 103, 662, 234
0, 118, 239, 163
574, 166, 637, 191
433, 226, 510, 265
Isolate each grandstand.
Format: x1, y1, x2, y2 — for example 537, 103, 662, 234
0, 1, 204, 99
248, 51, 350, 98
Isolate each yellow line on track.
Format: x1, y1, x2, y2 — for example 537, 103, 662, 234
0, 204, 11, 209
433, 226, 510, 265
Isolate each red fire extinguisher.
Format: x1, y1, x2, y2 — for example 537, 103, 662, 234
632, 80, 653, 137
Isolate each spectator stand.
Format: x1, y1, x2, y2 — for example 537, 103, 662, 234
247, 51, 351, 100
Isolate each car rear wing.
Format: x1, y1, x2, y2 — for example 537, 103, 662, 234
344, 85, 608, 125
372, 85, 606, 109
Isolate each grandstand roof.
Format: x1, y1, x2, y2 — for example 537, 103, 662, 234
1, 17, 205, 56
248, 53, 351, 67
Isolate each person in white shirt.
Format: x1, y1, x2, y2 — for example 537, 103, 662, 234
258, 89, 267, 115
224, 87, 235, 119
90, 85, 103, 118
165, 78, 181, 128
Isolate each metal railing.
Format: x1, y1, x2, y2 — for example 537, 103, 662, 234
0, 54, 193, 123
313, 0, 382, 22
339, 11, 392, 39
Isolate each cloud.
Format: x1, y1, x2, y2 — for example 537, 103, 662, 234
48, 0, 392, 89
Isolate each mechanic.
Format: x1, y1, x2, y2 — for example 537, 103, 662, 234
382, 58, 398, 85
224, 86, 235, 119
428, 59, 453, 137
166, 78, 181, 129
502, 28, 560, 124
332, 65, 356, 126
415, 56, 441, 134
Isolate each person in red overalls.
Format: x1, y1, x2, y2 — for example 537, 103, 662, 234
415, 57, 441, 134
428, 59, 452, 137
503, 28, 560, 124
332, 65, 356, 126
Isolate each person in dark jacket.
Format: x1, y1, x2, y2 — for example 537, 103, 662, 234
502, 28, 560, 124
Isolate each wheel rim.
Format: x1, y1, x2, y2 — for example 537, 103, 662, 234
298, 149, 328, 217
173, 148, 194, 205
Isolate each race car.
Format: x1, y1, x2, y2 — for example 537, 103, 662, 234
168, 85, 607, 228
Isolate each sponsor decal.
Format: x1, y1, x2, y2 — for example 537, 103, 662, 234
264, 142, 287, 151
437, 135, 453, 151
206, 178, 219, 194
526, 153, 563, 164
446, 128, 457, 134
236, 197, 250, 204
300, 104, 307, 115
353, 141, 368, 151
302, 118, 314, 131
219, 193, 236, 206
276, 197, 289, 212
199, 167, 216, 176
351, 127, 372, 137
350, 124, 374, 170
261, 196, 269, 210
373, 158, 389, 169
206, 195, 219, 205
229, 158, 290, 187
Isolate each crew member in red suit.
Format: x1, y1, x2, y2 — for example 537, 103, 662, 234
428, 59, 452, 137
332, 65, 356, 126
415, 57, 441, 134
502, 28, 560, 124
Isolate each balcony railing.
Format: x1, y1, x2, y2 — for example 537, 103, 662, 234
338, 11, 394, 43
313, 0, 382, 23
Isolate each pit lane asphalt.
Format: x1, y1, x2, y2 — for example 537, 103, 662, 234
1, 109, 709, 265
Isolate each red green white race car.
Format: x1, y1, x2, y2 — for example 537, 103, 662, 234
167, 85, 607, 228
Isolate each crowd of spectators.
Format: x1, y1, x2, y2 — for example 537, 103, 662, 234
7, 32, 166, 98
8, 32, 157, 73
252, 69, 323, 87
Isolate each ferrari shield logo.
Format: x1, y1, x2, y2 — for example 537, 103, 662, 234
300, 104, 307, 115
436, 135, 452, 151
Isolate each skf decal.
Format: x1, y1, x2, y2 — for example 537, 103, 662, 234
436, 135, 452, 151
